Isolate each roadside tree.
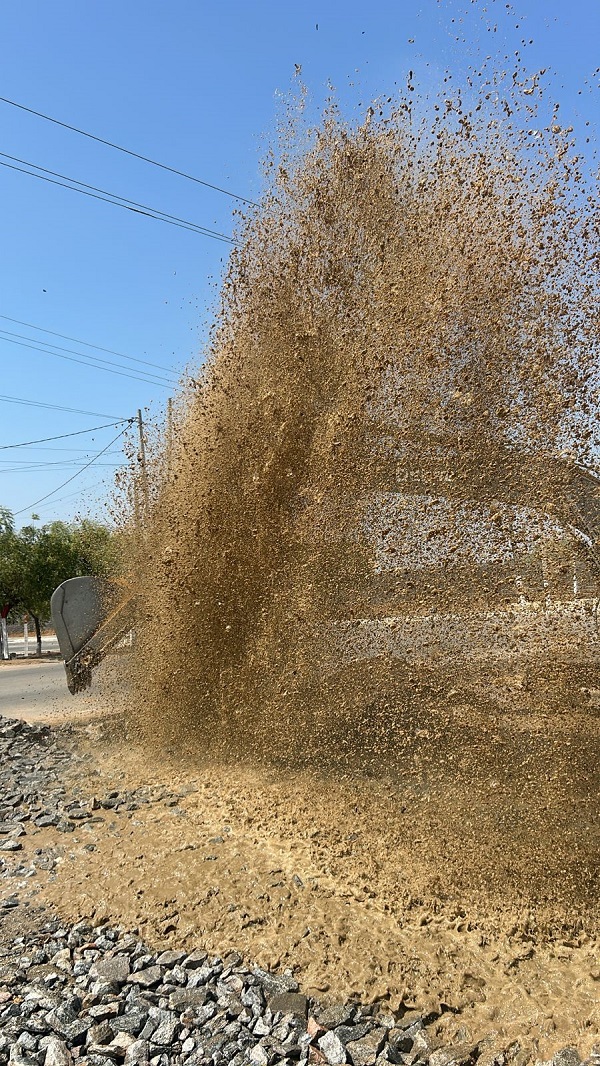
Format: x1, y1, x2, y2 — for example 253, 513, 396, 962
0, 512, 120, 655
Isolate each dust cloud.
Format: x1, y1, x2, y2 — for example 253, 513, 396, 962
114, 53, 600, 1026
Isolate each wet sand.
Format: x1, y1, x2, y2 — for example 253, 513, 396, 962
7, 685, 595, 1061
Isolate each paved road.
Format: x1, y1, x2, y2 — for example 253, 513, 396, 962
0, 657, 126, 723
0, 661, 76, 722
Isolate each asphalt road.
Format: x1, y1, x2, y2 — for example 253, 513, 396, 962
0, 660, 75, 722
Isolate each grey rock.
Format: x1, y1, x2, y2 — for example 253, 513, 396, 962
9, 1049, 38, 1066
269, 992, 308, 1017
168, 987, 210, 1011
182, 950, 208, 970
249, 1047, 269, 1066
131, 954, 156, 972
388, 1023, 424, 1056
318, 1004, 356, 1028
395, 1013, 424, 1032
43, 1038, 73, 1066
90, 956, 130, 985
554, 1053, 582, 1066
0, 839, 22, 851
253, 967, 299, 997
54, 1020, 89, 1045
149, 1011, 179, 1046
138, 1016, 159, 1041
411, 1030, 433, 1057
124, 1039, 150, 1066
319, 1030, 348, 1064
16, 1034, 38, 1053
186, 1002, 216, 1026
23, 1011, 51, 1036
336, 1024, 372, 1048
168, 964, 187, 985
108, 1007, 148, 1036
155, 950, 186, 967
253, 1017, 271, 1037
109, 1032, 136, 1054
346, 1030, 386, 1066
87, 1022, 114, 1046
88, 1003, 121, 1021
46, 1003, 77, 1030
184, 965, 211, 990
127, 967, 162, 989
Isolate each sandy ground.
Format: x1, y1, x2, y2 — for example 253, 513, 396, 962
3, 667, 596, 1062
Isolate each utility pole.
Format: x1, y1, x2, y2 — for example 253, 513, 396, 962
0, 605, 9, 660
166, 397, 174, 478
137, 409, 149, 513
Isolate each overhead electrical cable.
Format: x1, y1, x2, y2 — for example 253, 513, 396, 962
0, 421, 131, 450
0, 394, 129, 419
0, 154, 237, 245
0, 448, 123, 455
0, 333, 175, 389
14, 426, 128, 516
32, 479, 106, 513
0, 464, 121, 474
0, 94, 257, 207
0, 327, 178, 386
0, 314, 179, 376
0, 455, 123, 467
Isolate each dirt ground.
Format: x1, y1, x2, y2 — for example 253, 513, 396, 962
6, 669, 597, 1063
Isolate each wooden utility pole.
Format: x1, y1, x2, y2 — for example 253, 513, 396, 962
166, 397, 173, 477
137, 409, 149, 512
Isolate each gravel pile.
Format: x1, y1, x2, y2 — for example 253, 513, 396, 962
0, 715, 186, 913
0, 919, 434, 1066
1, 922, 598, 1066
1, 715, 598, 1066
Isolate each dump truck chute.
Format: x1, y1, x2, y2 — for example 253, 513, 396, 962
50, 576, 134, 694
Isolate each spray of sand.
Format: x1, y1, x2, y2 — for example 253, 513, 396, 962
120, 67, 599, 926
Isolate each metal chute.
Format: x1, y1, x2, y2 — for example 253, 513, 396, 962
50, 576, 134, 694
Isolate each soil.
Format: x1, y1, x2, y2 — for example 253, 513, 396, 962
8, 673, 598, 1061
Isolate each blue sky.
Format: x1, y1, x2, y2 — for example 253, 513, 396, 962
1, 0, 598, 526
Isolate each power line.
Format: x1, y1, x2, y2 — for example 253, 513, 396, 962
0, 333, 173, 389
0, 314, 179, 376
0, 330, 177, 390
0, 154, 237, 245
14, 426, 128, 516
0, 464, 121, 474
0, 94, 257, 208
32, 479, 107, 514
0, 420, 131, 451
0, 455, 123, 467
1, 448, 123, 455
0, 394, 129, 419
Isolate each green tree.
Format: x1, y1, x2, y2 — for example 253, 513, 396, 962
0, 512, 120, 655
0, 507, 13, 536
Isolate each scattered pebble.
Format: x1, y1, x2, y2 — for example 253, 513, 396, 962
0, 714, 596, 1066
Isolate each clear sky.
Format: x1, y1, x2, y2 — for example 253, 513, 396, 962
1, 0, 598, 527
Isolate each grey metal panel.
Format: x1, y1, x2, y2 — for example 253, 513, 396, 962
50, 576, 110, 663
